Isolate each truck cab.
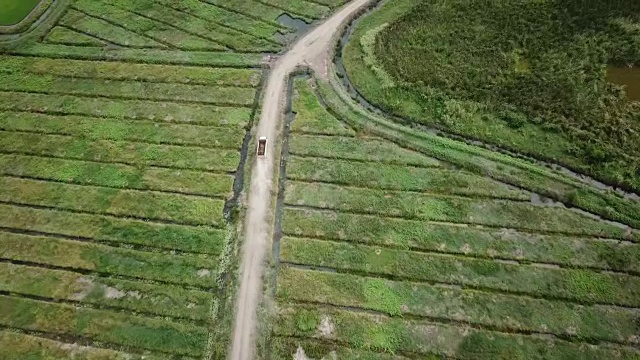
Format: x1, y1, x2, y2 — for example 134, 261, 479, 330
257, 137, 267, 157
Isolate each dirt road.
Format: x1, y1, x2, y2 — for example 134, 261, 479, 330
229, 1, 372, 359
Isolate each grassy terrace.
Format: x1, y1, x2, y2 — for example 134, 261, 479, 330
268, 77, 640, 359
0, 0, 355, 357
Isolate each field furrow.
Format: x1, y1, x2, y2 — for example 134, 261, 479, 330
106, 0, 279, 52
205, 0, 285, 24
0, 73, 256, 106
287, 156, 530, 199
59, 9, 167, 48
45, 26, 106, 46
0, 154, 234, 197
280, 237, 640, 307
274, 305, 640, 359
257, 0, 329, 19
71, 1, 228, 51
0, 132, 240, 172
277, 266, 640, 344
282, 208, 640, 273
284, 181, 630, 238
0, 331, 160, 360
0, 112, 246, 148
0, 262, 212, 321
271, 337, 410, 360
289, 134, 442, 167
0, 56, 261, 87
0, 295, 208, 356
0, 204, 226, 254
0, 176, 225, 226
0, 232, 218, 287
154, 0, 283, 41
11, 44, 265, 67
291, 78, 356, 136
0, 92, 252, 127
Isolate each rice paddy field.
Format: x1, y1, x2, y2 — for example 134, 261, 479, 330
268, 77, 640, 359
0, 0, 349, 358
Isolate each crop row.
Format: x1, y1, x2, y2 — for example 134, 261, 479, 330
0, 262, 212, 321
256, 0, 330, 20
316, 79, 640, 230
0, 203, 226, 254
0, 295, 207, 357
287, 155, 530, 199
271, 337, 406, 360
283, 181, 630, 238
0, 154, 234, 198
0, 56, 261, 87
59, 9, 169, 49
280, 237, 640, 307
207, 0, 298, 24
0, 132, 240, 172
291, 78, 356, 136
0, 231, 219, 288
69, 3, 228, 52
0, 92, 252, 127
0, 331, 168, 360
12, 43, 265, 67
153, 0, 283, 41
282, 208, 640, 273
278, 266, 639, 344
0, 73, 256, 106
0, 112, 246, 148
289, 134, 441, 167
45, 26, 107, 47
274, 305, 639, 359
93, 0, 280, 52
65, 4, 230, 52
0, 176, 225, 226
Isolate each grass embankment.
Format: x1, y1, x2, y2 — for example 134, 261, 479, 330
269, 77, 640, 359
344, 0, 640, 194
0, 0, 40, 26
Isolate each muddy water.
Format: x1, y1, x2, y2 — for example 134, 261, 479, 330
607, 66, 640, 101
276, 13, 310, 43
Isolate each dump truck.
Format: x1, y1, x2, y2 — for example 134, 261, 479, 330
257, 136, 267, 157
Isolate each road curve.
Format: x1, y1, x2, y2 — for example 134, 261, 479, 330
229, 1, 373, 359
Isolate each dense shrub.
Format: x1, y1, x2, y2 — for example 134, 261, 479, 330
372, 0, 640, 192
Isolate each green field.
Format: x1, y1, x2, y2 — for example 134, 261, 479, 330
267, 77, 640, 359
0, 0, 40, 26
343, 0, 640, 195
0, 0, 352, 357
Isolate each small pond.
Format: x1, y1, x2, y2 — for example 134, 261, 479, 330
607, 66, 640, 101
0, 0, 41, 26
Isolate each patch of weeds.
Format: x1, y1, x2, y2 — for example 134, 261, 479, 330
363, 278, 402, 316
295, 309, 319, 333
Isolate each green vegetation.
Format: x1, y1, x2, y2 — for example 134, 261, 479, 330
269, 77, 640, 359
275, 305, 640, 359
0, 295, 207, 357
284, 180, 629, 237
1, 232, 219, 287
278, 266, 639, 343
344, 0, 640, 193
291, 77, 355, 136
287, 155, 530, 199
0, 262, 212, 321
1, 0, 360, 356
0, 0, 40, 26
282, 208, 640, 273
